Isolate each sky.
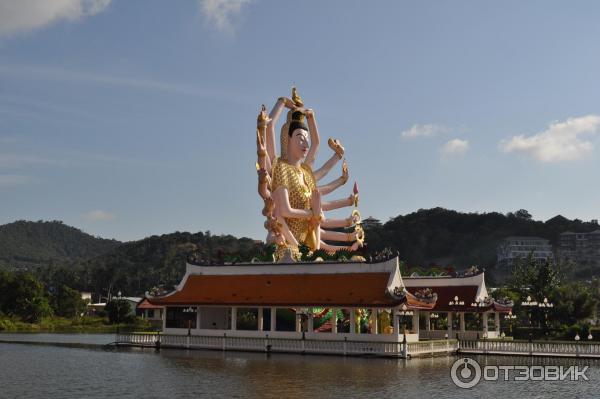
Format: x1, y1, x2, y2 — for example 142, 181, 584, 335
1, 0, 600, 242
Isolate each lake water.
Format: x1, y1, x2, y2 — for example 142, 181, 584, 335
1, 333, 598, 398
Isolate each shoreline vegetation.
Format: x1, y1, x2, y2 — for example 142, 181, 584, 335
0, 316, 155, 333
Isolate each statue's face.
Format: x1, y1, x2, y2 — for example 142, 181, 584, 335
288, 128, 309, 160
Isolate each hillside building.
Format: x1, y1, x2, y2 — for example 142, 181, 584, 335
496, 236, 554, 274
558, 231, 600, 269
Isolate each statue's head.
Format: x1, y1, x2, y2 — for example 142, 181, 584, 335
279, 87, 309, 161
286, 111, 309, 161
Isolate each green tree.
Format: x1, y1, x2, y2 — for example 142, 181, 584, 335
22, 296, 53, 323
510, 254, 560, 299
552, 282, 596, 326
52, 285, 86, 318
0, 270, 52, 322
105, 299, 133, 324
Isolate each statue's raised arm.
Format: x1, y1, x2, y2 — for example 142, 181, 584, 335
266, 96, 295, 163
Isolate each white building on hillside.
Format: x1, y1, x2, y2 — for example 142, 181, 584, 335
496, 236, 554, 273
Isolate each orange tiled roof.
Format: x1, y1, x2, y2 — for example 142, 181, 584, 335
148, 273, 403, 307
137, 298, 163, 310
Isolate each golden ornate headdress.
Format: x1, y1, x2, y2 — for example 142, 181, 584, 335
291, 86, 303, 107
280, 87, 307, 160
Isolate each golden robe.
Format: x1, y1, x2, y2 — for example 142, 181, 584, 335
270, 158, 318, 251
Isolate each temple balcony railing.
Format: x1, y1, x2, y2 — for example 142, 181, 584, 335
459, 339, 600, 358
420, 330, 499, 340
114, 332, 458, 358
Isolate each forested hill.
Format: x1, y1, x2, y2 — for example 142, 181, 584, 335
0, 220, 120, 269
366, 208, 599, 273
0, 220, 262, 297
77, 231, 261, 295
2, 210, 599, 297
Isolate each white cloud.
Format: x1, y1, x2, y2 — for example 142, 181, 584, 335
499, 115, 600, 162
199, 0, 252, 34
0, 174, 31, 187
440, 138, 469, 158
85, 209, 115, 222
0, 0, 111, 38
401, 123, 450, 139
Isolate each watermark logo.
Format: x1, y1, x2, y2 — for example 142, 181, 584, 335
450, 358, 482, 388
450, 357, 589, 388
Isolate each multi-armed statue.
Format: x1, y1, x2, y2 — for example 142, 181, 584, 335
256, 87, 364, 261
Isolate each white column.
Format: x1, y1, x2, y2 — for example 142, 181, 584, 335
482, 312, 489, 332
371, 308, 378, 334
231, 306, 237, 331
270, 307, 276, 332
196, 307, 201, 330
425, 313, 431, 331
494, 312, 500, 333
459, 312, 466, 332
349, 308, 356, 334
412, 311, 420, 335
295, 310, 302, 332
393, 311, 399, 335
257, 307, 264, 332
447, 312, 453, 337
331, 308, 338, 333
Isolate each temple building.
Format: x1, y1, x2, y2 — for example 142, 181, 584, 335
148, 256, 435, 343
404, 270, 513, 340
146, 257, 513, 350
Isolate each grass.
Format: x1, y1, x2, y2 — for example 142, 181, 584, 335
0, 316, 155, 333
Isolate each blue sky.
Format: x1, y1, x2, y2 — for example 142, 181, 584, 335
1, 0, 600, 241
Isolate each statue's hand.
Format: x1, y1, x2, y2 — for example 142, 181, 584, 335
258, 104, 271, 125
310, 189, 323, 221
279, 97, 295, 109
328, 138, 345, 159
293, 106, 306, 114
341, 159, 349, 183
345, 209, 361, 227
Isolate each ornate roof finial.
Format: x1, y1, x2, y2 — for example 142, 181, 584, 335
291, 86, 304, 107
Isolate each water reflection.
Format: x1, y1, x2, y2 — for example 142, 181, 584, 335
0, 336, 598, 399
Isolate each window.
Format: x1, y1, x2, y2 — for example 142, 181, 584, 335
166, 307, 197, 329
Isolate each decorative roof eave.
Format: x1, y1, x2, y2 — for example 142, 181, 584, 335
404, 271, 489, 303
490, 299, 514, 312
147, 257, 409, 308
404, 291, 437, 310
